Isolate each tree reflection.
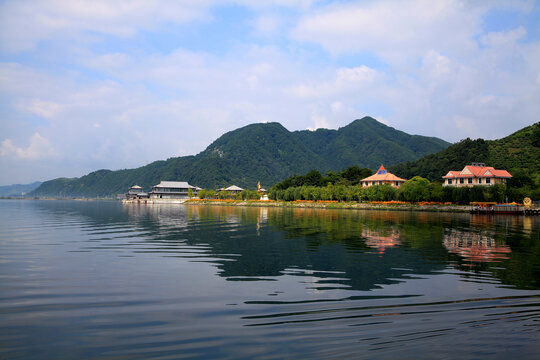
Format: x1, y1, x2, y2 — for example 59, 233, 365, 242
35, 201, 538, 291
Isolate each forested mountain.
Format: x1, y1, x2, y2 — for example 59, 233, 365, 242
296, 117, 449, 170
0, 181, 42, 197
31, 117, 450, 197
389, 122, 540, 182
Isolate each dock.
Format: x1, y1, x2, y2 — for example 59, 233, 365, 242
470, 202, 540, 215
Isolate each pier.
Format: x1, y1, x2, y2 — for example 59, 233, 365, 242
470, 202, 540, 216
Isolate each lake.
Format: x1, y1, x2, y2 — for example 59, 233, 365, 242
1, 200, 539, 359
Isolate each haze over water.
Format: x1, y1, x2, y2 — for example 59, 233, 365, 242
1, 200, 539, 359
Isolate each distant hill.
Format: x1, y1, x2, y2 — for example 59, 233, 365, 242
389, 122, 540, 182
31, 117, 450, 197
0, 181, 42, 197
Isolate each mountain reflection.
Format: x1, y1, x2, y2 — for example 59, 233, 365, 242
117, 204, 539, 290
33, 201, 540, 291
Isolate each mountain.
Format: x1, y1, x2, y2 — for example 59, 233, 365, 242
0, 181, 42, 197
31, 117, 451, 197
389, 122, 540, 182
296, 117, 450, 170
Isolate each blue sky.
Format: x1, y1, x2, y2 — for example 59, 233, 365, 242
1, 0, 539, 185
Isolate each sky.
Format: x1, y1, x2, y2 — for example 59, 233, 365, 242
1, 0, 539, 186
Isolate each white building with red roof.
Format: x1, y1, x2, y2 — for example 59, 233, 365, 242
442, 163, 512, 187
361, 165, 406, 188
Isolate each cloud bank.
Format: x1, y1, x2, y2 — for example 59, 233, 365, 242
0, 0, 539, 185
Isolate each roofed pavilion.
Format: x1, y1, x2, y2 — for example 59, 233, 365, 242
360, 165, 406, 188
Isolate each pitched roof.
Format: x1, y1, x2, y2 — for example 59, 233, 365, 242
225, 185, 244, 191
130, 185, 143, 189
488, 169, 512, 178
443, 165, 512, 178
361, 165, 406, 182
153, 181, 195, 188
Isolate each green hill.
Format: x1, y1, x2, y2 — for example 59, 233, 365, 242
31, 117, 450, 197
0, 181, 42, 197
389, 122, 540, 182
297, 117, 450, 170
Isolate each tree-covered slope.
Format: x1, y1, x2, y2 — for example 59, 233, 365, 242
31, 117, 451, 197
389, 122, 540, 182
299, 117, 450, 170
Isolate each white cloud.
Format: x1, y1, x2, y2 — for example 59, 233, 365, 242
0, 0, 319, 53
481, 26, 527, 48
0, 0, 214, 52
1, 133, 57, 160
25, 99, 63, 119
253, 15, 281, 35
0, 0, 539, 185
292, 0, 482, 62
308, 114, 330, 130
286, 65, 381, 99
81, 53, 129, 71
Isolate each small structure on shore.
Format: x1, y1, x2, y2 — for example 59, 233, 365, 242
218, 185, 244, 196
258, 181, 269, 200
470, 202, 540, 215
125, 185, 149, 200
123, 181, 199, 203
360, 165, 406, 188
443, 163, 512, 187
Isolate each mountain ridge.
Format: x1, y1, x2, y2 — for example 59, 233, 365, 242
31, 117, 451, 197
389, 122, 540, 182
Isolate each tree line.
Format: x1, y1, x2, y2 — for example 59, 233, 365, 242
267, 167, 539, 204
196, 188, 260, 200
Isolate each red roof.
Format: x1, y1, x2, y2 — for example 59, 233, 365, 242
361, 165, 406, 182
443, 165, 512, 179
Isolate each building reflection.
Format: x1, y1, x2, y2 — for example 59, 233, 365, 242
362, 228, 402, 254
443, 228, 511, 263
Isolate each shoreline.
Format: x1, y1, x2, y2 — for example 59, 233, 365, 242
182, 199, 472, 213
0, 197, 471, 212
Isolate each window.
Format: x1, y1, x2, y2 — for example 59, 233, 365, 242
467, 178, 473, 184
478, 178, 482, 184
379, 181, 382, 185
459, 178, 464, 184
372, 181, 375, 186
395, 181, 399, 187
486, 178, 491, 184
447, 179, 452, 185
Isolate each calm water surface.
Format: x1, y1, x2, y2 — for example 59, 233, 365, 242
1, 200, 539, 359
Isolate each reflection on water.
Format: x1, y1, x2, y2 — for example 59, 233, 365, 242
443, 228, 512, 263
1, 200, 539, 359
363, 228, 402, 254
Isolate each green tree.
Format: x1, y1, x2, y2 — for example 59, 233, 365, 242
188, 188, 194, 198
469, 186, 486, 202
334, 185, 346, 201
198, 189, 207, 199
310, 186, 321, 201
429, 182, 444, 202
399, 176, 431, 202
365, 184, 397, 201
488, 184, 506, 203
452, 187, 470, 204
218, 190, 229, 199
